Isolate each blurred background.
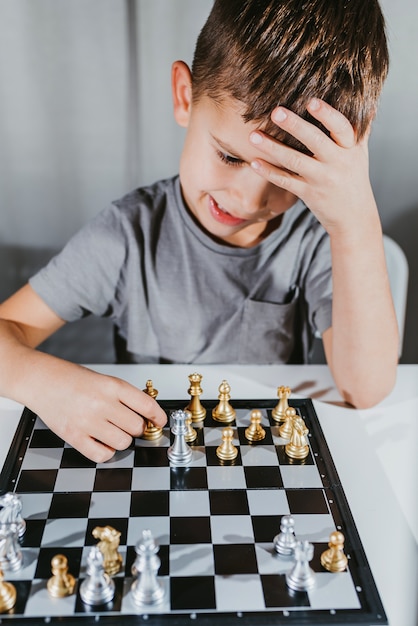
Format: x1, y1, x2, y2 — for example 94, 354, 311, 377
0, 0, 417, 363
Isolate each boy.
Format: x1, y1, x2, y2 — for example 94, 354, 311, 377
0, 0, 399, 462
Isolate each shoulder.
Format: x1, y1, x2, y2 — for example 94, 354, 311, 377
111, 176, 178, 225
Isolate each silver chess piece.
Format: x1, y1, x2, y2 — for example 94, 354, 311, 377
273, 514, 297, 556
167, 410, 193, 466
0, 493, 26, 539
286, 540, 316, 592
131, 529, 165, 606
0, 522, 23, 572
79, 545, 115, 606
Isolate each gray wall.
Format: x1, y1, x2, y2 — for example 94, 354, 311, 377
1, 0, 417, 362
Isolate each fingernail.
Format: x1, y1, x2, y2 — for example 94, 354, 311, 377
309, 98, 320, 111
273, 108, 287, 122
251, 160, 261, 170
250, 132, 262, 145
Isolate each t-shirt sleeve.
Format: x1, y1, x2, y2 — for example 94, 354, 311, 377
29, 205, 128, 322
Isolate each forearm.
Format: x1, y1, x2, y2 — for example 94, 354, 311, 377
324, 219, 399, 407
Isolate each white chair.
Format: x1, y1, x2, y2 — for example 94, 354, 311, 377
383, 235, 409, 357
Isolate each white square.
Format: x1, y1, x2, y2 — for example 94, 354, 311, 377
291, 514, 335, 542
308, 572, 361, 609
97, 449, 135, 468
6, 548, 39, 581
280, 465, 323, 489
240, 445, 279, 467
214, 574, 265, 611
247, 489, 290, 515
127, 516, 170, 546
235, 409, 269, 428
24, 581, 77, 616
132, 467, 170, 491
54, 468, 95, 492
19, 493, 52, 520
89, 491, 131, 518
41, 517, 88, 548
170, 490, 210, 516
169, 544, 214, 576
203, 427, 238, 446
210, 515, 254, 544
206, 466, 246, 490
255, 542, 293, 575
21, 448, 62, 470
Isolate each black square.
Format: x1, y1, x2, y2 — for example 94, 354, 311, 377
134, 446, 169, 467
86, 518, 128, 546
35, 546, 83, 579
60, 448, 97, 468
276, 445, 314, 465
93, 468, 132, 492
287, 489, 329, 514
213, 544, 258, 575
130, 491, 169, 517
75, 576, 124, 613
21, 519, 46, 547
170, 576, 216, 610
244, 466, 283, 489
170, 467, 208, 490
49, 492, 91, 519
205, 446, 242, 466
261, 574, 310, 608
209, 490, 249, 515
252, 515, 282, 543
29, 429, 65, 448
16, 469, 58, 493
8, 580, 31, 615
170, 517, 211, 544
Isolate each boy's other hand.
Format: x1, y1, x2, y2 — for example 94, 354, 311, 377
250, 98, 377, 236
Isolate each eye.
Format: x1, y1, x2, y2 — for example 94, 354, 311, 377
216, 150, 244, 167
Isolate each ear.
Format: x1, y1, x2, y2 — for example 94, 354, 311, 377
171, 61, 193, 128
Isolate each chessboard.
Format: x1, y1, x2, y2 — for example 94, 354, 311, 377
0, 379, 387, 625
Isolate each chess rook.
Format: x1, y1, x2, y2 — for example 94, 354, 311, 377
286, 540, 316, 592
167, 410, 193, 466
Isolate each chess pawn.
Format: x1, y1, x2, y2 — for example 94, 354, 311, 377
131, 529, 165, 606
321, 531, 348, 572
273, 515, 297, 556
0, 567, 16, 613
141, 380, 163, 440
212, 380, 236, 423
47, 554, 76, 598
92, 525, 123, 576
216, 427, 238, 461
185, 373, 206, 422
245, 409, 266, 442
271, 386, 291, 423
79, 546, 115, 606
286, 540, 315, 592
184, 411, 198, 443
285, 414, 310, 460
278, 406, 296, 440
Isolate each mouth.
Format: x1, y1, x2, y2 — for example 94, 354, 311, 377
208, 196, 247, 227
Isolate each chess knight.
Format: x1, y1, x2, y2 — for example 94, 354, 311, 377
92, 526, 123, 575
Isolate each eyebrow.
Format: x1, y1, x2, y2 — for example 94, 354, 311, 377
211, 134, 245, 160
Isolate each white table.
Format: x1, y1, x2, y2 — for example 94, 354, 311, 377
1, 363, 417, 626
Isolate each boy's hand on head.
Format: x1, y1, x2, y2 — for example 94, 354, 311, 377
29, 361, 167, 463
250, 98, 378, 236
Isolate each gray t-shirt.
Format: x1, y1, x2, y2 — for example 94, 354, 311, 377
29, 176, 332, 364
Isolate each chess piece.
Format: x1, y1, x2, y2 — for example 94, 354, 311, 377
185, 373, 206, 422
141, 380, 163, 440
0, 567, 16, 613
0, 523, 22, 572
167, 410, 193, 466
271, 386, 291, 423
216, 427, 238, 461
321, 531, 348, 572
286, 540, 315, 592
131, 529, 165, 606
92, 526, 123, 575
245, 409, 266, 442
212, 380, 236, 423
278, 406, 296, 440
285, 414, 310, 460
273, 515, 297, 556
184, 410, 197, 443
79, 545, 115, 606
0, 493, 26, 539
47, 554, 76, 597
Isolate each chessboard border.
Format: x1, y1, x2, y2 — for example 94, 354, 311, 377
0, 399, 388, 626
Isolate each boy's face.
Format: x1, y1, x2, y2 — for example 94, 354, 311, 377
173, 63, 297, 248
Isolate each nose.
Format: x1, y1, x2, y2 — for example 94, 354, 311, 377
233, 169, 270, 217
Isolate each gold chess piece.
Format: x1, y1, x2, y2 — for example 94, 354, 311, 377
278, 406, 296, 440
92, 526, 123, 576
47, 554, 76, 598
212, 380, 236, 423
245, 409, 266, 442
321, 531, 348, 572
185, 373, 206, 422
0, 567, 16, 613
285, 414, 310, 460
141, 380, 163, 440
271, 386, 291, 423
184, 410, 198, 443
216, 427, 238, 461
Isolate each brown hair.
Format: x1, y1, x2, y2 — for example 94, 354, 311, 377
191, 0, 389, 151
